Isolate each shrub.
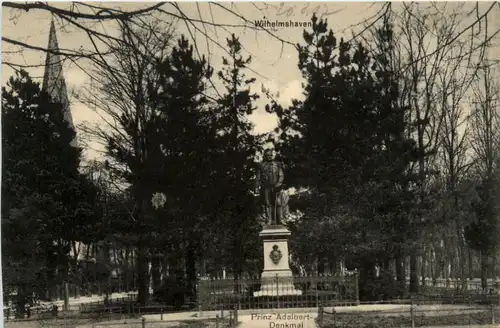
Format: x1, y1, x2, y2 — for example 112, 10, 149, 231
359, 271, 404, 301
153, 275, 188, 310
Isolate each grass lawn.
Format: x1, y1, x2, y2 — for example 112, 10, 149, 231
5, 316, 230, 328
94, 319, 230, 328
318, 308, 499, 327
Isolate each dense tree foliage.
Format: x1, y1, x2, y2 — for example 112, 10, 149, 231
148, 35, 219, 300
5, 4, 500, 309
211, 34, 263, 279
2, 70, 100, 315
266, 15, 420, 299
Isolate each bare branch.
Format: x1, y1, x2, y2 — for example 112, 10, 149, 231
2, 2, 166, 20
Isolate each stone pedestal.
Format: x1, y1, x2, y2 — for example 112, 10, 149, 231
253, 225, 302, 297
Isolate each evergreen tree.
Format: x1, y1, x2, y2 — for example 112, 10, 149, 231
2, 70, 99, 314
268, 16, 418, 300
84, 19, 230, 303
84, 20, 177, 304
465, 176, 500, 292
465, 63, 500, 291
212, 34, 263, 279
148, 35, 218, 300
359, 16, 420, 298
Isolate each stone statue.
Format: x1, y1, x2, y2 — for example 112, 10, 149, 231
256, 149, 287, 225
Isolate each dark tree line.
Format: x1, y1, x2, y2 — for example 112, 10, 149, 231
3, 6, 500, 311
2, 71, 101, 316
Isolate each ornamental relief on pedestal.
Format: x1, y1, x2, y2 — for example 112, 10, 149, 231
269, 244, 282, 265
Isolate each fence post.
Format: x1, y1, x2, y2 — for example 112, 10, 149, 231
276, 275, 280, 309
317, 303, 324, 327
229, 310, 233, 328
216, 315, 220, 328
160, 308, 163, 321
315, 280, 319, 308
142, 317, 145, 328
233, 305, 238, 325
355, 273, 360, 305
491, 303, 495, 324
468, 296, 472, 326
410, 300, 415, 328
221, 305, 224, 319
332, 304, 336, 326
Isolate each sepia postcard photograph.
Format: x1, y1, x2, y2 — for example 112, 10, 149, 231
1, 2, 500, 328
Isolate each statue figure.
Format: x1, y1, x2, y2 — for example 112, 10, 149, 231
256, 149, 287, 225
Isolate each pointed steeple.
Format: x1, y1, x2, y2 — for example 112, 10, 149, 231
42, 19, 76, 145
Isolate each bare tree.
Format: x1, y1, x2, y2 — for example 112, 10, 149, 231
436, 80, 472, 288
392, 2, 492, 293
470, 62, 500, 180
77, 17, 176, 304
432, 3, 494, 287
468, 58, 500, 291
2, 3, 163, 65
4, 2, 497, 82
1, 2, 299, 72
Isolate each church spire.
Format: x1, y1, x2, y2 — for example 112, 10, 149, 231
42, 19, 76, 145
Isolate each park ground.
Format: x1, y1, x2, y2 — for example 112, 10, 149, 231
5, 304, 500, 328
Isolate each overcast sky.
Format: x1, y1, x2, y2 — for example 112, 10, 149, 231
2, 2, 499, 162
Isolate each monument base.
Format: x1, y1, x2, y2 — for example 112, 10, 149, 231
253, 269, 302, 296
253, 225, 302, 297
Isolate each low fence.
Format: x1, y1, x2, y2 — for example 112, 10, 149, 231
4, 303, 83, 321
92, 315, 235, 328
416, 277, 500, 291
316, 299, 500, 327
78, 298, 196, 316
197, 274, 359, 311
79, 295, 137, 313
417, 278, 500, 298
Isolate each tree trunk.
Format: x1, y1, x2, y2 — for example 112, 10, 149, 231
411, 107, 425, 294
123, 248, 130, 291
136, 244, 149, 305
359, 259, 377, 301
449, 244, 456, 279
409, 253, 419, 293
395, 254, 406, 297
15, 285, 27, 318
317, 256, 325, 275
328, 258, 337, 275
456, 221, 467, 290
161, 254, 169, 280
151, 253, 162, 293
168, 246, 179, 277
491, 254, 496, 280
231, 220, 243, 291
436, 241, 444, 280
421, 251, 426, 287
429, 246, 435, 284
480, 250, 488, 293
232, 244, 243, 292
186, 241, 197, 302
382, 259, 390, 273
135, 183, 151, 305
468, 248, 474, 279
63, 281, 69, 311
